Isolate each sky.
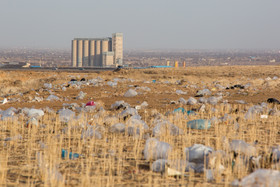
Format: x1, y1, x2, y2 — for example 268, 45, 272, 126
0, 0, 280, 50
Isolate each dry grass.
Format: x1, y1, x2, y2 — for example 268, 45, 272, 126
0, 66, 280, 186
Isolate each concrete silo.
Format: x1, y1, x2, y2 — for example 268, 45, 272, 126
77, 40, 83, 67
95, 40, 101, 66
71, 40, 77, 67
89, 40, 95, 67
71, 33, 123, 67
83, 40, 89, 66
112, 33, 123, 65
101, 39, 109, 67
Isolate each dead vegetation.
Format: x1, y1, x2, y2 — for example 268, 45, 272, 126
0, 66, 280, 186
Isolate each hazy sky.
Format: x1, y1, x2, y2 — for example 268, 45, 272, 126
0, 0, 280, 50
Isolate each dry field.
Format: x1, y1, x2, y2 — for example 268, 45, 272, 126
0, 66, 280, 186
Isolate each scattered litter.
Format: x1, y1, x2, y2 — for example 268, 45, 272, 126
244, 105, 264, 120
44, 83, 52, 89
28, 109, 44, 118
232, 169, 280, 187
152, 159, 168, 172
126, 118, 148, 136
187, 119, 211, 130
260, 114, 268, 119
178, 97, 187, 105
185, 144, 213, 163
229, 139, 257, 156
61, 149, 80, 159
110, 123, 126, 133
58, 109, 75, 123
1, 98, 8, 104
176, 90, 187, 95
153, 120, 183, 136
26, 117, 39, 127
120, 107, 138, 119
235, 100, 247, 104
86, 101, 95, 106
76, 91, 87, 100
196, 89, 211, 97
267, 98, 280, 104
111, 100, 130, 110
124, 89, 138, 97
173, 107, 186, 114
198, 97, 207, 104
46, 95, 60, 101
81, 126, 102, 139
207, 96, 222, 105
187, 97, 197, 105
107, 81, 117, 87
34, 96, 43, 102
144, 138, 172, 160
167, 167, 183, 176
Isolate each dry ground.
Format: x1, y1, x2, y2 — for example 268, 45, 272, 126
1, 66, 280, 110
0, 66, 280, 186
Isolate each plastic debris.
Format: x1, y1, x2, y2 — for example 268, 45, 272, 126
187, 97, 197, 105
267, 98, 280, 104
27, 109, 44, 118
176, 90, 187, 95
207, 96, 222, 105
230, 140, 257, 156
185, 144, 213, 164
61, 149, 80, 159
235, 100, 247, 104
232, 169, 280, 187
44, 83, 52, 89
196, 89, 212, 97
187, 119, 211, 130
198, 97, 207, 104
244, 105, 264, 120
76, 91, 86, 100
1, 98, 8, 104
178, 97, 187, 105
260, 114, 268, 119
120, 107, 138, 119
126, 118, 148, 136
111, 100, 130, 110
58, 109, 75, 123
107, 81, 117, 87
152, 159, 168, 172
173, 107, 186, 114
81, 126, 102, 139
26, 117, 39, 127
167, 167, 183, 176
46, 95, 59, 101
1, 107, 17, 120
110, 123, 126, 133
86, 101, 95, 106
153, 120, 183, 136
124, 89, 138, 97
144, 138, 172, 160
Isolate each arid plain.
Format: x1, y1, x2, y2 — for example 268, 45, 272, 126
1, 66, 280, 186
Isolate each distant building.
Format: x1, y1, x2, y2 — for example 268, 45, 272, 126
71, 33, 123, 67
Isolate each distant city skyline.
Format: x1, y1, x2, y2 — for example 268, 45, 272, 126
0, 0, 280, 50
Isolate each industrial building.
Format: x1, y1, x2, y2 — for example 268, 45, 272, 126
71, 33, 123, 67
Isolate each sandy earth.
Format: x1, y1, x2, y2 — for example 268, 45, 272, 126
0, 66, 280, 111
1, 66, 280, 186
